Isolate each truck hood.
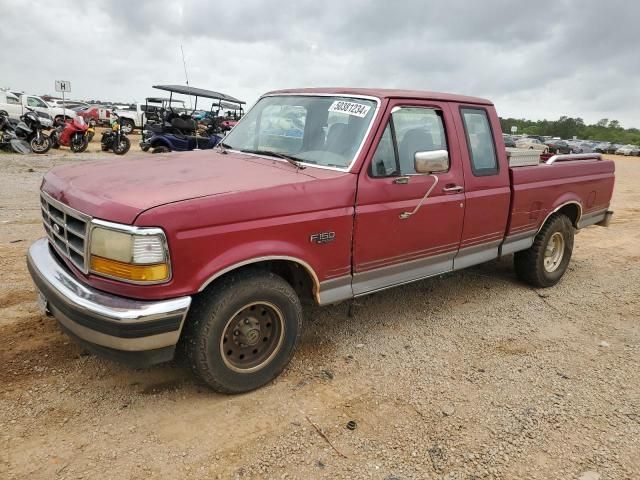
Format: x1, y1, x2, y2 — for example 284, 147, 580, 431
42, 150, 336, 224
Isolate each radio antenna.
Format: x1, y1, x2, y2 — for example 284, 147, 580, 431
180, 44, 192, 110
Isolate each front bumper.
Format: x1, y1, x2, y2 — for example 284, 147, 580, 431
27, 238, 191, 367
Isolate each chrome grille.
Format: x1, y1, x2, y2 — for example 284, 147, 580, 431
40, 193, 90, 272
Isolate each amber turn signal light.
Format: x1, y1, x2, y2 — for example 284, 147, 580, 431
90, 255, 169, 283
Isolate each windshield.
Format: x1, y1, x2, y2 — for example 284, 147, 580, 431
222, 95, 377, 169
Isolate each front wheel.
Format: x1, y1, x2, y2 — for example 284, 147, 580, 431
113, 136, 131, 155
30, 135, 51, 154
70, 135, 89, 153
184, 270, 303, 394
514, 213, 574, 288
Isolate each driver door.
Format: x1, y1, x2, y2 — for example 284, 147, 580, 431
352, 101, 465, 295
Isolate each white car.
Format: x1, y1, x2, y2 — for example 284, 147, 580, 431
0, 91, 75, 124
47, 99, 89, 110
615, 144, 640, 156
0, 91, 54, 127
515, 137, 549, 152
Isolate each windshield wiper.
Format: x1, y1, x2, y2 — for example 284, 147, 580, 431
240, 149, 306, 170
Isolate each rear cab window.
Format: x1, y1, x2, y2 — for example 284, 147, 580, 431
460, 107, 498, 176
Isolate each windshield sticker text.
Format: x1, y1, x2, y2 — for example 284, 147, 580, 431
328, 101, 371, 118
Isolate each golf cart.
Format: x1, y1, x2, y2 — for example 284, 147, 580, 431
139, 85, 245, 153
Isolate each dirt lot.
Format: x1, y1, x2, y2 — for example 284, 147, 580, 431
0, 145, 638, 480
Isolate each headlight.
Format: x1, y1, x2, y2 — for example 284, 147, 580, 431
89, 221, 170, 284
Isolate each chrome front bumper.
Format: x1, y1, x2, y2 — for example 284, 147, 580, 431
27, 238, 191, 366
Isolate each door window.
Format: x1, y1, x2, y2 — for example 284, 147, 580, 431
461, 108, 498, 176
6, 95, 19, 105
369, 107, 448, 177
27, 97, 47, 108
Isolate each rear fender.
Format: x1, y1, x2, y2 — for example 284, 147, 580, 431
538, 197, 582, 232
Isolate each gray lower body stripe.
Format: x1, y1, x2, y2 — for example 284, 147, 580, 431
500, 230, 536, 256
352, 250, 455, 296
453, 240, 502, 270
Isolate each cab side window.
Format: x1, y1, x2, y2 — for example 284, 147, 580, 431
369, 107, 448, 177
461, 108, 498, 176
6, 96, 19, 105
369, 123, 397, 177
392, 108, 447, 175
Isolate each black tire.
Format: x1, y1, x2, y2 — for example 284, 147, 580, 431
121, 119, 135, 134
70, 136, 88, 153
183, 270, 303, 394
151, 146, 170, 154
514, 213, 574, 288
113, 136, 131, 155
30, 135, 51, 154
0, 110, 8, 117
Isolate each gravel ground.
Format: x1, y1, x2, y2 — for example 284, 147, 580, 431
0, 148, 638, 480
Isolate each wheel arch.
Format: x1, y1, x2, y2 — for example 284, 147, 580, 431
197, 256, 320, 304
537, 200, 582, 233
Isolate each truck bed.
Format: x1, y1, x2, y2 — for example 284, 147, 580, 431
505, 156, 615, 249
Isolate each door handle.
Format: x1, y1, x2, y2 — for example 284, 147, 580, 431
393, 176, 410, 184
442, 185, 464, 193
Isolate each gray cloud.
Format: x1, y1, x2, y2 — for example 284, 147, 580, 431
1, 0, 637, 127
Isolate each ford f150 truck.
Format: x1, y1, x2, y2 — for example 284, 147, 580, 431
27, 88, 615, 393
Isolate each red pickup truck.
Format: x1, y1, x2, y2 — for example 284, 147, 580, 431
27, 88, 615, 393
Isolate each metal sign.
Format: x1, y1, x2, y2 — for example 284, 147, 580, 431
510, 125, 518, 133
55, 80, 71, 93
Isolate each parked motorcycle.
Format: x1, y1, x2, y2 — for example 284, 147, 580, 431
101, 113, 131, 155
18, 108, 51, 153
50, 116, 90, 153
86, 119, 97, 143
0, 112, 31, 154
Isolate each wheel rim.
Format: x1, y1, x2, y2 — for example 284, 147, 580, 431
544, 232, 565, 272
220, 301, 285, 373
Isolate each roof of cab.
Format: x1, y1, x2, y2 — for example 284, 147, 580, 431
264, 87, 492, 106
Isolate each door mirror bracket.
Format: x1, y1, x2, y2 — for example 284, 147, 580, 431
399, 150, 449, 219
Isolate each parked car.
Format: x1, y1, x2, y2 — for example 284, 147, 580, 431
577, 142, 594, 154
607, 143, 622, 154
47, 99, 90, 110
516, 137, 549, 152
28, 87, 615, 393
615, 144, 640, 156
545, 139, 572, 154
115, 98, 186, 134
502, 134, 516, 147
594, 142, 611, 153
0, 91, 72, 125
76, 104, 113, 126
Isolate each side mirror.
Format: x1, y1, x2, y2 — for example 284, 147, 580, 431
414, 150, 449, 174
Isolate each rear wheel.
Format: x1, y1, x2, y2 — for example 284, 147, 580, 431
514, 213, 574, 288
183, 270, 302, 394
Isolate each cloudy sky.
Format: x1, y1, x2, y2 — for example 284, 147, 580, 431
2, 0, 638, 127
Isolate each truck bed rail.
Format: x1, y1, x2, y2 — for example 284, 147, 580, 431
544, 153, 602, 165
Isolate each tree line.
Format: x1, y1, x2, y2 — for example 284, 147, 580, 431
499, 117, 640, 145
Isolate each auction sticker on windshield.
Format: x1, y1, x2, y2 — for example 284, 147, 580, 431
328, 100, 371, 118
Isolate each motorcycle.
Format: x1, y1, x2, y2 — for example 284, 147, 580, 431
101, 113, 131, 155
0, 112, 31, 154
50, 116, 90, 153
87, 119, 96, 143
18, 108, 51, 153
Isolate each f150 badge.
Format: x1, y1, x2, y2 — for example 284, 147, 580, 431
310, 231, 335, 244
